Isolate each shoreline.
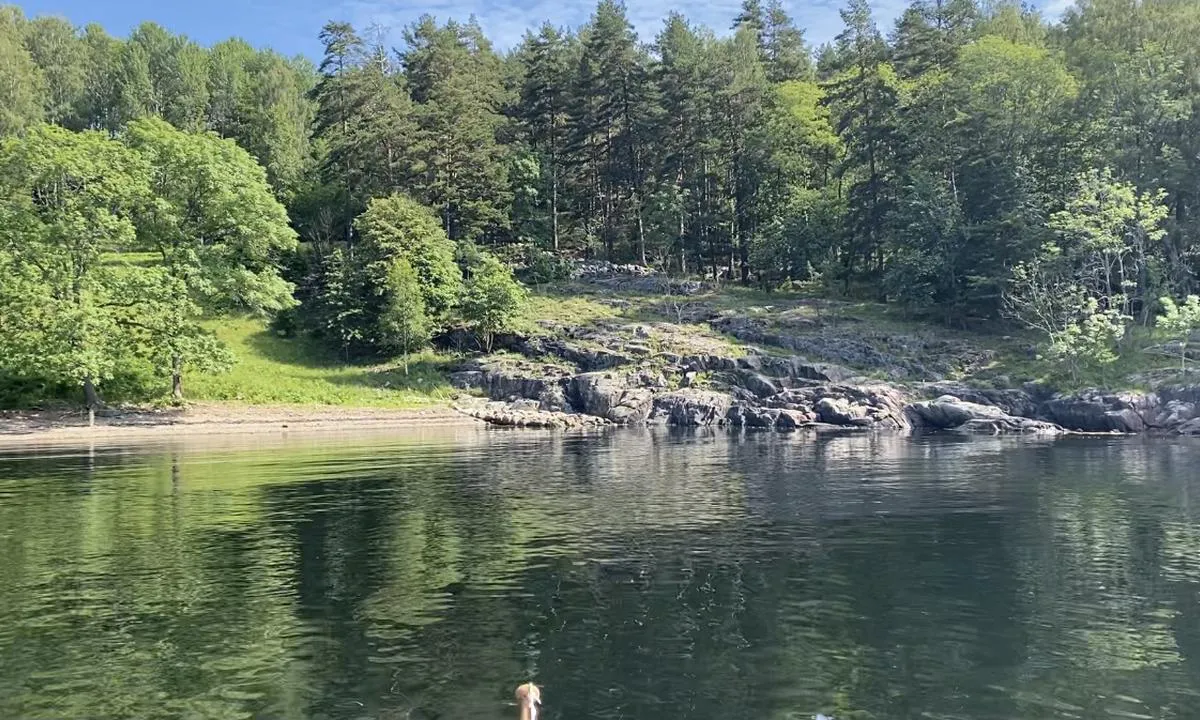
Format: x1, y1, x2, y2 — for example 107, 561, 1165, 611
0, 403, 479, 448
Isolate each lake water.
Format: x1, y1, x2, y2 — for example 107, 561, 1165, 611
2, 428, 1200, 720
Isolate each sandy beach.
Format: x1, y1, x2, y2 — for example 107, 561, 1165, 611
0, 403, 478, 448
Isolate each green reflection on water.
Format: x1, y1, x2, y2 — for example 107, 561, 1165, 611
2, 430, 1200, 720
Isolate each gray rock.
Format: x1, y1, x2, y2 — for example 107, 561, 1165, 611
651, 390, 733, 426
738, 370, 780, 399
538, 384, 570, 412
922, 382, 1039, 418
906, 395, 1062, 435
1178, 417, 1200, 435
815, 397, 873, 426
449, 370, 485, 389
1041, 390, 1156, 433
768, 383, 912, 431
726, 404, 780, 428
775, 409, 814, 431
569, 372, 655, 425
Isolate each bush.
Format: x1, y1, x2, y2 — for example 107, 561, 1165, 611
460, 253, 528, 352
355, 194, 463, 320
524, 248, 573, 285
379, 258, 432, 357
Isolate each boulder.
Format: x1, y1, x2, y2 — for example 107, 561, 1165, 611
538, 384, 570, 412
458, 401, 609, 429
1178, 417, 1200, 435
726, 404, 780, 428
768, 383, 911, 431
775, 409, 815, 431
651, 390, 734, 427
922, 382, 1039, 418
737, 370, 780, 399
906, 395, 1063, 435
1041, 390, 1156, 433
815, 397, 873, 426
569, 372, 654, 425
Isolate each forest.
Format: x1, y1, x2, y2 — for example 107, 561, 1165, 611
3, 0, 1200, 409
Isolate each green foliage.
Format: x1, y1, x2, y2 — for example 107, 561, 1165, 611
522, 247, 574, 285
1158, 295, 1200, 371
0, 125, 150, 401
379, 258, 432, 357
355, 194, 463, 320
7, 0, 1200, 403
0, 7, 44, 135
460, 253, 528, 352
1044, 298, 1130, 382
126, 117, 298, 312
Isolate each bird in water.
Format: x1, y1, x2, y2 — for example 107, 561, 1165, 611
515, 683, 541, 720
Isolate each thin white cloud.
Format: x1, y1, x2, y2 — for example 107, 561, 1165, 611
334, 0, 1065, 52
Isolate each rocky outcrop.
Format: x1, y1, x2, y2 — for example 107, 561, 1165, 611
906, 395, 1063, 435
1040, 385, 1200, 434
650, 390, 733, 426
920, 382, 1044, 419
569, 372, 655, 425
1041, 390, 1157, 433
458, 401, 608, 429
766, 383, 912, 431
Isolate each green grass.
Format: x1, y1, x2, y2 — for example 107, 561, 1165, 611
184, 317, 458, 408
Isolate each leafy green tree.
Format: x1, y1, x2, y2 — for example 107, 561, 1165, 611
1048, 168, 1169, 322
110, 269, 234, 400
125, 117, 297, 397
313, 21, 417, 240
568, 0, 659, 261
762, 0, 812, 82
355, 194, 463, 322
0, 124, 150, 419
821, 0, 901, 287
21, 15, 87, 127
460, 252, 527, 352
892, 0, 977, 78
1158, 295, 1200, 371
0, 7, 44, 136
653, 14, 717, 274
380, 258, 432, 364
1045, 298, 1129, 382
76, 23, 121, 131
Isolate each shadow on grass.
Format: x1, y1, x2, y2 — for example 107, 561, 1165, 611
243, 328, 457, 395
244, 328, 350, 370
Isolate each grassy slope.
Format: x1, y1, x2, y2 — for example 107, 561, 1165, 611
184, 318, 457, 408
173, 284, 1189, 410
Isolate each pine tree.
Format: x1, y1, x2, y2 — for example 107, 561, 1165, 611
403, 17, 511, 242
515, 23, 574, 251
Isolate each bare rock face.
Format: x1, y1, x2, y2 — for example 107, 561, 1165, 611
921, 382, 1040, 418
1041, 391, 1157, 433
769, 383, 911, 431
651, 390, 733, 427
905, 395, 1063, 435
569, 372, 655, 425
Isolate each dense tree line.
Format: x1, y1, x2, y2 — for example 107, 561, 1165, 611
4, 0, 1200, 397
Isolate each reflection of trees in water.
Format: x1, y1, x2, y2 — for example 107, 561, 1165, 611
5, 434, 1200, 719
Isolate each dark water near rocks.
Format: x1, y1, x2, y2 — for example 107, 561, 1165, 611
3, 428, 1200, 720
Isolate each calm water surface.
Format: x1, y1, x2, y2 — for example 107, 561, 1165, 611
3, 428, 1200, 719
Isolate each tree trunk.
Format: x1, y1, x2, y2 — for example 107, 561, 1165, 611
551, 171, 560, 253
172, 356, 184, 402
83, 376, 101, 427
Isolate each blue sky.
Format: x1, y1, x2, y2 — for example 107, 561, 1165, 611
14, 0, 1074, 57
